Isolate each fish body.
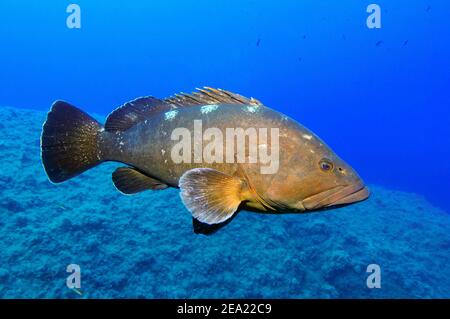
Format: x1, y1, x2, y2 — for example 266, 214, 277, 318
41, 88, 369, 227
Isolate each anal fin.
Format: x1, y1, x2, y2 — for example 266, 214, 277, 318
112, 167, 168, 194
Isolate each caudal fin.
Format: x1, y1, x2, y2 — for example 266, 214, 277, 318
41, 101, 104, 183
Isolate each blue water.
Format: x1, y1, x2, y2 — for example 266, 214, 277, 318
0, 1, 449, 298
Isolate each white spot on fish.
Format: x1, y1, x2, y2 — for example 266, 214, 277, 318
245, 105, 259, 113
282, 115, 289, 121
161, 149, 166, 155
310, 149, 315, 154
119, 141, 124, 146
201, 104, 219, 114
302, 134, 313, 140
164, 110, 178, 121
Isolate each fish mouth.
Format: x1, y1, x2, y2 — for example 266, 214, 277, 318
302, 182, 370, 210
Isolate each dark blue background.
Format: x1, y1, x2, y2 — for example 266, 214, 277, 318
1, 0, 449, 209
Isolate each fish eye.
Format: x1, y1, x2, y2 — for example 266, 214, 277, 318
319, 159, 334, 172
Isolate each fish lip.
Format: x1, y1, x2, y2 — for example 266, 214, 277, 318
325, 185, 370, 207
302, 182, 370, 210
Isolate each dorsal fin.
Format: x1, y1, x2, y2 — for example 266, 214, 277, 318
105, 97, 171, 132
164, 87, 263, 107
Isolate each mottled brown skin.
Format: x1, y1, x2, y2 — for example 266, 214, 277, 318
99, 103, 368, 212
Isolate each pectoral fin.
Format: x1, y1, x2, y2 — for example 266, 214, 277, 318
179, 168, 249, 224
112, 167, 168, 194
